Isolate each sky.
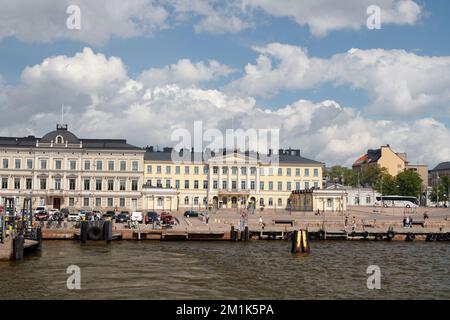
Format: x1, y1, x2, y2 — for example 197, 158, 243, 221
0, 0, 450, 168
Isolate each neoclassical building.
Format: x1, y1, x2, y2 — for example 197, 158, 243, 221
0, 124, 144, 211
142, 147, 324, 211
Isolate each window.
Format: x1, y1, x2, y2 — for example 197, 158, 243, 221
108, 179, 114, 191
119, 198, 125, 207
166, 166, 171, 174
108, 160, 115, 171
84, 179, 90, 190
175, 166, 180, 174
1, 178, 7, 189
147, 165, 152, 173
241, 167, 246, 175
166, 180, 171, 188
40, 178, 47, 190
40, 159, 47, 170
95, 198, 101, 207
313, 168, 318, 177
203, 167, 208, 174
241, 181, 246, 190
84, 160, 91, 170
55, 160, 62, 170
96, 179, 102, 191
260, 198, 264, 206
278, 198, 283, 207
27, 159, 33, 169
287, 168, 292, 176
2, 159, 8, 169
70, 160, 77, 170
268, 168, 274, 176
69, 198, 75, 207
83, 198, 89, 207
295, 168, 300, 176
184, 166, 190, 174
132, 161, 138, 171
296, 182, 301, 190
194, 197, 199, 205
56, 136, 63, 144
26, 178, 32, 190
184, 180, 190, 189
305, 168, 310, 177
222, 167, 227, 174
366, 196, 371, 204
314, 181, 319, 189
194, 166, 199, 174
15, 159, 21, 169
131, 180, 138, 191
260, 181, 264, 190
278, 168, 282, 176
213, 166, 218, 174
277, 181, 282, 191
232, 167, 237, 175
175, 180, 180, 189
250, 167, 256, 175
232, 181, 237, 190
250, 181, 255, 190
327, 198, 332, 208
157, 198, 163, 207
203, 180, 208, 189
259, 168, 264, 175
287, 182, 292, 190
269, 181, 274, 190
194, 180, 199, 189
120, 179, 126, 191
96, 160, 103, 171
69, 179, 76, 190
184, 197, 189, 205
268, 198, 273, 206
222, 181, 227, 190
305, 181, 310, 189
120, 161, 126, 171
107, 198, 113, 207
14, 178, 20, 189
54, 179, 61, 190
213, 180, 218, 189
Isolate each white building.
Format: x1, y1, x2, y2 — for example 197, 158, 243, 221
326, 184, 380, 206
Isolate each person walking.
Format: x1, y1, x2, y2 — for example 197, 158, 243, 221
351, 216, 356, 231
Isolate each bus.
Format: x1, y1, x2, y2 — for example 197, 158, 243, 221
375, 196, 419, 208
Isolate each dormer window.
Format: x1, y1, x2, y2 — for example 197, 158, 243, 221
56, 135, 64, 144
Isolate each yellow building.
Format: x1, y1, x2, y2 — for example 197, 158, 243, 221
353, 145, 406, 176
290, 189, 347, 213
142, 147, 324, 211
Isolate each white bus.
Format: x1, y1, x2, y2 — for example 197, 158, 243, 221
375, 196, 419, 208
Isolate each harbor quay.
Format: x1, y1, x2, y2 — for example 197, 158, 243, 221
38, 206, 450, 242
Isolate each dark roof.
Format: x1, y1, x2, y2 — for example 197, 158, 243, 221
144, 148, 323, 165
0, 125, 141, 151
430, 161, 450, 172
353, 148, 381, 166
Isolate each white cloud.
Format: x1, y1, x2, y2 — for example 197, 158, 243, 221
228, 43, 450, 117
244, 0, 421, 36
1, 48, 450, 169
0, 0, 168, 45
138, 58, 234, 87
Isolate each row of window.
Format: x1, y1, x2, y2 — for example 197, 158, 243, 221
146, 179, 319, 190
1, 158, 139, 171
70, 197, 138, 208
183, 196, 288, 207
1, 177, 139, 191
147, 165, 319, 177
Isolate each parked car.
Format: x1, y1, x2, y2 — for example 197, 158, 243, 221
78, 211, 90, 220
144, 211, 159, 224
68, 212, 81, 222
103, 211, 116, 219
115, 212, 129, 223
131, 211, 143, 223
34, 207, 49, 221
184, 210, 199, 218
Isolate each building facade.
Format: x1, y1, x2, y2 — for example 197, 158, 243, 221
0, 125, 144, 211
289, 189, 347, 213
326, 184, 380, 206
142, 147, 324, 211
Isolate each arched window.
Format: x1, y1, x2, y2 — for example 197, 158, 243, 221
268, 198, 273, 206
184, 196, 189, 205
259, 198, 264, 206
278, 198, 283, 207
56, 135, 64, 144
194, 197, 199, 205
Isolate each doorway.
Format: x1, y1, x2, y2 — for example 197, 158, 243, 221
53, 197, 61, 209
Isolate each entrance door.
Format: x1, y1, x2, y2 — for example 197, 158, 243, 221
53, 197, 61, 209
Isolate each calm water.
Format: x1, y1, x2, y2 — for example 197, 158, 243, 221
0, 240, 449, 299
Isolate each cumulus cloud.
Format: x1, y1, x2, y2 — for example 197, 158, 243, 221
0, 0, 421, 44
228, 43, 450, 117
138, 58, 235, 87
1, 48, 450, 168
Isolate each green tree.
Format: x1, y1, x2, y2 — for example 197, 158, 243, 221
396, 170, 422, 197
429, 185, 448, 203
359, 165, 390, 188
325, 165, 358, 186
374, 172, 398, 195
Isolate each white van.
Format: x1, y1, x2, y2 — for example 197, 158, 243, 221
131, 212, 143, 223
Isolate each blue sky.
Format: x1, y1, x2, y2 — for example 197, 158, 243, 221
1, 0, 450, 167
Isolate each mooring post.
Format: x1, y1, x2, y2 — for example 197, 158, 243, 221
291, 229, 310, 254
